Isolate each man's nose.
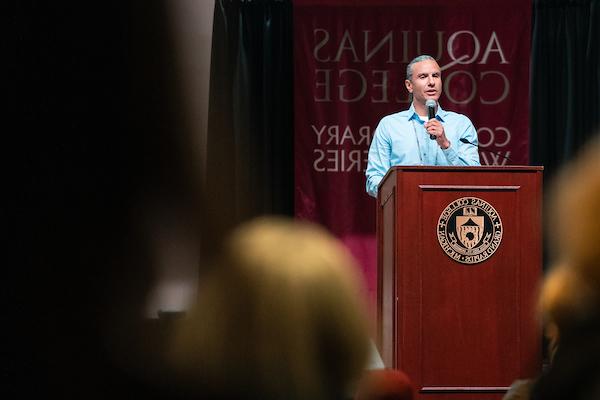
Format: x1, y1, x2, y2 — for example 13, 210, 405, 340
427, 75, 435, 85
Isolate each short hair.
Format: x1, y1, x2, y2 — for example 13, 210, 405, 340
406, 54, 436, 81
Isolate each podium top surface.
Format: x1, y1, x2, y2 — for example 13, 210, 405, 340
381, 165, 543, 181
379, 166, 544, 202
387, 165, 543, 172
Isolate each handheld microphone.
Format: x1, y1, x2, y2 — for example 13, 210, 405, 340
425, 99, 437, 140
459, 138, 515, 163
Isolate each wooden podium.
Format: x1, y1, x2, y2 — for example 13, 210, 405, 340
376, 166, 543, 400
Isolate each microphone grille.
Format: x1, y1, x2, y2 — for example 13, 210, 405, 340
425, 99, 437, 108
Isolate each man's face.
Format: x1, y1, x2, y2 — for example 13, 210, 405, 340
405, 59, 442, 106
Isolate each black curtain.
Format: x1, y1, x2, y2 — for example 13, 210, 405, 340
530, 0, 600, 182
529, 0, 600, 367
206, 0, 293, 231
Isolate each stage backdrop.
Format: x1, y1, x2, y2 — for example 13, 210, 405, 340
294, 0, 531, 308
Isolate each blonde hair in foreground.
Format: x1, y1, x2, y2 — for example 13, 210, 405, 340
168, 216, 370, 400
539, 135, 600, 343
549, 136, 600, 289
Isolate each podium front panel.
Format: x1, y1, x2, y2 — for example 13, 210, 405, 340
377, 167, 542, 400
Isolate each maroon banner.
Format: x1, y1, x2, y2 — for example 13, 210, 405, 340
294, 0, 531, 311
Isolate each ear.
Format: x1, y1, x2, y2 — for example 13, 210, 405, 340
404, 79, 413, 93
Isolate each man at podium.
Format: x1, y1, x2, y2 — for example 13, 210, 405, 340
365, 55, 481, 197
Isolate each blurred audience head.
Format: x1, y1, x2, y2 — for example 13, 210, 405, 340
531, 135, 600, 399
17, 3, 222, 397
354, 369, 414, 400
537, 263, 594, 361
169, 216, 370, 400
543, 135, 600, 332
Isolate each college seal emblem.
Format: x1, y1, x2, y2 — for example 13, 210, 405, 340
437, 197, 503, 264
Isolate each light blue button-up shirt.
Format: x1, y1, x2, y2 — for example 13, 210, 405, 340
365, 103, 481, 197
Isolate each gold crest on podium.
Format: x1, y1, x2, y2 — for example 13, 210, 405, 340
437, 197, 503, 264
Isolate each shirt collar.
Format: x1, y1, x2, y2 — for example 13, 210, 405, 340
408, 102, 447, 122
